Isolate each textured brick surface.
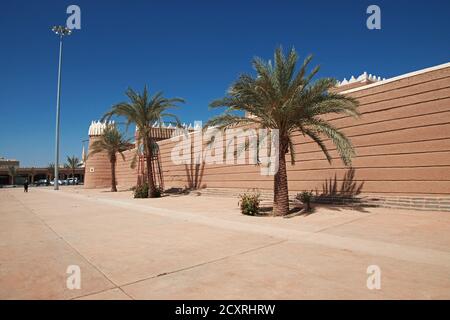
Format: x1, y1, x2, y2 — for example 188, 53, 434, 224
157, 66, 450, 197
84, 136, 138, 189
85, 65, 450, 201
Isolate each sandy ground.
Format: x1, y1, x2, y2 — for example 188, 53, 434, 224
1, 185, 449, 299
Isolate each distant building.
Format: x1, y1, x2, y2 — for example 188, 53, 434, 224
0, 156, 85, 186
0, 157, 19, 169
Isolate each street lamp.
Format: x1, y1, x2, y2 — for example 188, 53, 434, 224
51, 26, 72, 190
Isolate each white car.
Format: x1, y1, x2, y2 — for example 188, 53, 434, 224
49, 179, 63, 186
67, 178, 79, 185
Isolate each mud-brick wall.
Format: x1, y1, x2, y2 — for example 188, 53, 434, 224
158, 64, 450, 196
84, 136, 138, 189
114, 148, 138, 187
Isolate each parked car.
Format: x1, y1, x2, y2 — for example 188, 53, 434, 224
67, 178, 79, 185
35, 179, 48, 186
49, 179, 63, 186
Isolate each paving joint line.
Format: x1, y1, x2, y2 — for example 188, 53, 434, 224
312, 213, 378, 234
9, 189, 285, 299
10, 192, 134, 300
35, 188, 450, 269
120, 239, 287, 289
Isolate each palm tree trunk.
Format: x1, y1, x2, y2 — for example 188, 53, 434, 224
273, 140, 289, 216
144, 136, 157, 197
110, 155, 117, 192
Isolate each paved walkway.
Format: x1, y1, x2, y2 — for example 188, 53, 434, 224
1, 186, 449, 299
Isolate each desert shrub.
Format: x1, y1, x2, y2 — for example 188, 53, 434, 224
296, 191, 313, 211
133, 183, 163, 198
134, 183, 149, 198
238, 192, 261, 216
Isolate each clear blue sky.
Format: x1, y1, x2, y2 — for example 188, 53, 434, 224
1, 0, 449, 167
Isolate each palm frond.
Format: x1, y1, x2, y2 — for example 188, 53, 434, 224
209, 46, 359, 168
287, 136, 296, 165
302, 128, 333, 164
306, 119, 355, 165
88, 124, 132, 161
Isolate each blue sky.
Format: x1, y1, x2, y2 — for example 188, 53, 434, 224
1, 0, 449, 167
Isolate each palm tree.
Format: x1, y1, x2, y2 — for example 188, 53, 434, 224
65, 156, 82, 182
47, 163, 55, 182
206, 47, 360, 216
102, 86, 184, 197
8, 166, 17, 185
88, 124, 132, 192
30, 167, 35, 184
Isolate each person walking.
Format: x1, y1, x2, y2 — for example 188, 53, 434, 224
24, 179, 29, 193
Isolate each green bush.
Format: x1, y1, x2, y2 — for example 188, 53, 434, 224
134, 183, 149, 198
239, 192, 261, 216
133, 183, 163, 198
296, 191, 313, 211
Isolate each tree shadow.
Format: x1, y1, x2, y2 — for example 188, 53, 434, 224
162, 187, 193, 197
313, 203, 371, 213
184, 161, 206, 190
182, 139, 207, 190
258, 200, 312, 217
312, 168, 370, 212
318, 167, 364, 197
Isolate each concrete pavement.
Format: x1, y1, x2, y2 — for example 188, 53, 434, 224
1, 186, 449, 299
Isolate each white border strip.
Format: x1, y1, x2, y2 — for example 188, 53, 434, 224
340, 62, 450, 94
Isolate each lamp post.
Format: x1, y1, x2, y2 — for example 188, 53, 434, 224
52, 26, 72, 190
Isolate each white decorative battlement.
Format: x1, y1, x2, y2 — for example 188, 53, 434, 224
132, 122, 202, 131
336, 72, 386, 87
89, 119, 208, 138
88, 120, 114, 136
133, 121, 203, 139
149, 121, 202, 130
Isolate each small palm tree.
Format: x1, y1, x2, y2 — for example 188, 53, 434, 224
88, 124, 133, 192
47, 163, 55, 182
8, 166, 17, 185
65, 156, 82, 182
103, 86, 184, 197
206, 47, 360, 216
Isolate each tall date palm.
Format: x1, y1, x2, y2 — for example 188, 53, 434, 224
206, 47, 360, 216
103, 86, 184, 197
